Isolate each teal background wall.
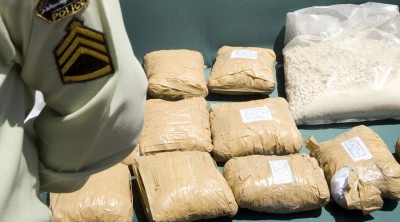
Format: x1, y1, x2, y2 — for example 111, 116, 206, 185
121, 0, 400, 65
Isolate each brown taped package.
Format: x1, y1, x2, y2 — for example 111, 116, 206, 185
305, 125, 400, 214
139, 97, 213, 155
223, 154, 330, 213
50, 164, 133, 222
133, 151, 238, 221
210, 97, 302, 162
207, 46, 276, 95
143, 49, 208, 100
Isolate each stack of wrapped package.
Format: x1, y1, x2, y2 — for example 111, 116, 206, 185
208, 46, 276, 95
224, 154, 330, 213
133, 151, 238, 221
305, 125, 400, 214
50, 164, 133, 222
143, 49, 208, 100
138, 97, 212, 155
210, 97, 302, 162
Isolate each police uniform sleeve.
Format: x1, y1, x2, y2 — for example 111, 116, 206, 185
22, 0, 147, 192
1, 1, 53, 220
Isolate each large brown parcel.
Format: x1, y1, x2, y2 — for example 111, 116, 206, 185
305, 125, 400, 214
143, 49, 208, 100
50, 163, 133, 222
207, 46, 276, 95
224, 154, 330, 213
133, 151, 238, 221
139, 97, 212, 155
210, 97, 302, 162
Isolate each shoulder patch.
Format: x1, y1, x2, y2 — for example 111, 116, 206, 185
36, 0, 89, 23
54, 19, 115, 84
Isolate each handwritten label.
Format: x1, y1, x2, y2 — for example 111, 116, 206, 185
269, 160, 294, 185
240, 107, 272, 123
341, 137, 373, 162
231, 49, 258, 60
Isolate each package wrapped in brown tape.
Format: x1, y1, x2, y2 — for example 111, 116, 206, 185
50, 164, 133, 222
143, 49, 208, 100
223, 154, 330, 213
133, 151, 238, 221
305, 125, 400, 214
207, 46, 276, 95
139, 97, 212, 155
210, 97, 302, 162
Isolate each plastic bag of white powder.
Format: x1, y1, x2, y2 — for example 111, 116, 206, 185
283, 3, 400, 124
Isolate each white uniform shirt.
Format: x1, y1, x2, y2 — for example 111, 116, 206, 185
0, 0, 147, 221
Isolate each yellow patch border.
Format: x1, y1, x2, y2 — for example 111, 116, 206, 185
54, 19, 114, 84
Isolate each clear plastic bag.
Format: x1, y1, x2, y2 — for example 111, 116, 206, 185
283, 3, 400, 124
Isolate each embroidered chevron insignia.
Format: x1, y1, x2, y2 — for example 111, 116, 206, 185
54, 19, 114, 84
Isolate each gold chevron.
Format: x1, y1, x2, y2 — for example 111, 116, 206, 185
58, 36, 107, 65
61, 47, 110, 75
55, 20, 104, 56
63, 66, 113, 82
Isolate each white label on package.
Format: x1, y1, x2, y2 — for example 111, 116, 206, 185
269, 160, 294, 185
231, 49, 258, 60
341, 137, 373, 162
240, 107, 272, 123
